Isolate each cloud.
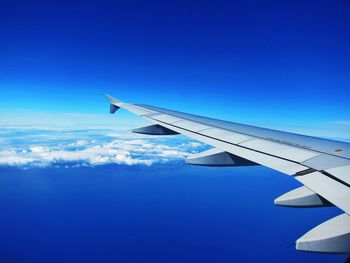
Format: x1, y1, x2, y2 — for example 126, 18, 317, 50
334, 121, 350, 126
0, 108, 149, 131
0, 128, 207, 168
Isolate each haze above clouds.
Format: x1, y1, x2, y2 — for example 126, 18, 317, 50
1, 108, 349, 169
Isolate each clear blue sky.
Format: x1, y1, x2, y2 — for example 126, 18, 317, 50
1, 0, 349, 137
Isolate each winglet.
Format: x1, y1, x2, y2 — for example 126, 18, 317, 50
104, 94, 122, 114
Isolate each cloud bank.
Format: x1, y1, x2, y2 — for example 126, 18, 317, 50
0, 128, 207, 168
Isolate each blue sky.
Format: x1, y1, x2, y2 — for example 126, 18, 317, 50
0, 0, 349, 139
0, 2, 349, 262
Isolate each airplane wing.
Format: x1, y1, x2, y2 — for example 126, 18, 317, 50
105, 94, 350, 254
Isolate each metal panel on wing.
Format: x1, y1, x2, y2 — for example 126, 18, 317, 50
200, 128, 253, 144
240, 138, 320, 163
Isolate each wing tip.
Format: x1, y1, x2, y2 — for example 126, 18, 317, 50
104, 94, 122, 104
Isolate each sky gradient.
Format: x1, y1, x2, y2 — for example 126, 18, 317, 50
1, 0, 350, 139
0, 1, 350, 262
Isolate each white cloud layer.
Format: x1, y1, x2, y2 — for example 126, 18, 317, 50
0, 128, 207, 168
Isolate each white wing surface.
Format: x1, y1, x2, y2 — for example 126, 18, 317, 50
105, 94, 350, 254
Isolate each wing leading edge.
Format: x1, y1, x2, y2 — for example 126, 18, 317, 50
104, 94, 350, 254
